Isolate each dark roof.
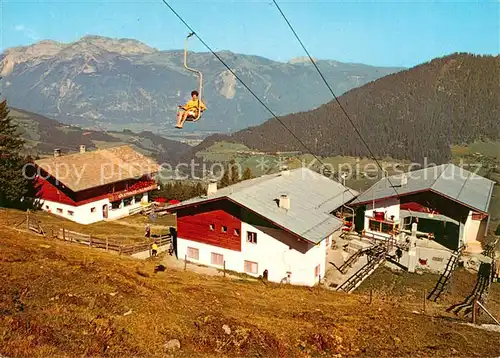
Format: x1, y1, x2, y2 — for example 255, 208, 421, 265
352, 164, 495, 214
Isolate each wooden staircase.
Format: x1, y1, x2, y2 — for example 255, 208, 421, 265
336, 244, 389, 293
447, 240, 497, 316
447, 261, 493, 316
427, 245, 464, 302
333, 244, 383, 274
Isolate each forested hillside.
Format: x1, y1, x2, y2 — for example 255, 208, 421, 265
195, 53, 500, 163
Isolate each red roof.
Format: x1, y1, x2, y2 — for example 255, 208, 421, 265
168, 199, 181, 205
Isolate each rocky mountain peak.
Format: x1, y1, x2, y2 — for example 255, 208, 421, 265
1, 35, 157, 76
288, 56, 317, 64
77, 35, 157, 55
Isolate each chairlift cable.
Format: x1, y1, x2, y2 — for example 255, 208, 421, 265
271, 0, 402, 199
158, 0, 354, 189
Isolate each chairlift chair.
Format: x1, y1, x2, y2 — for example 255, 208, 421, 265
181, 32, 203, 122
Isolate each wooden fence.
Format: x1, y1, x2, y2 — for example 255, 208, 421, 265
57, 227, 171, 256
16, 211, 46, 236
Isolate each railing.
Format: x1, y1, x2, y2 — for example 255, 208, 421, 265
57, 227, 171, 256
334, 244, 379, 274
337, 244, 388, 293
27, 216, 45, 236
109, 182, 158, 202
427, 245, 464, 302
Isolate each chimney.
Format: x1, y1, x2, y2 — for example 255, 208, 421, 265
80, 145, 86, 153
54, 148, 61, 157
279, 194, 290, 210
207, 181, 217, 196
401, 173, 408, 186
280, 166, 290, 175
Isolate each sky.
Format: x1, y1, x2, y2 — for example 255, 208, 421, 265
1, 0, 498, 68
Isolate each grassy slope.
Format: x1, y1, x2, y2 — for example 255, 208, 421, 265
1, 222, 500, 357
359, 266, 500, 317
0, 209, 175, 244
196, 141, 410, 186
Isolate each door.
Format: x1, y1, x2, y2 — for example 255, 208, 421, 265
354, 205, 366, 232
102, 204, 108, 219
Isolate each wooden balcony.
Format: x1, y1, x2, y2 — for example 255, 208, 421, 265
109, 181, 159, 202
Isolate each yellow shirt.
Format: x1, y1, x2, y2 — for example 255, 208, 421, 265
152, 244, 158, 250
183, 99, 206, 113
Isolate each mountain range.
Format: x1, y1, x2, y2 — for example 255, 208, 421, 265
194, 53, 500, 164
0, 35, 403, 133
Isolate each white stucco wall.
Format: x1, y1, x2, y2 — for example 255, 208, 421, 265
38, 192, 150, 225
400, 245, 452, 274
38, 198, 109, 225
177, 222, 329, 287
463, 210, 483, 245
364, 198, 400, 238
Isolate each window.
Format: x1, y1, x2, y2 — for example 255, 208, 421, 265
315, 264, 321, 277
244, 260, 258, 274
381, 223, 393, 233
67, 210, 74, 216
247, 231, 257, 244
45, 205, 49, 210
187, 247, 199, 260
233, 228, 240, 236
221, 226, 227, 233
211, 253, 224, 266
369, 219, 381, 232
123, 197, 133, 206
90, 207, 96, 213
56, 208, 63, 214
369, 219, 396, 234
209, 224, 215, 231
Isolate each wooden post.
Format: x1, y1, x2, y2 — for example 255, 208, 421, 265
184, 255, 187, 271
89, 235, 92, 248
119, 246, 122, 256
62, 227, 66, 241
369, 289, 373, 304
423, 289, 426, 312
106, 238, 109, 251
472, 297, 478, 324
223, 261, 226, 277
26, 210, 30, 230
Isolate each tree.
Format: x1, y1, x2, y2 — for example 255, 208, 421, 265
219, 165, 231, 188
193, 182, 204, 197
0, 99, 36, 208
242, 167, 253, 181
154, 181, 207, 202
229, 159, 240, 184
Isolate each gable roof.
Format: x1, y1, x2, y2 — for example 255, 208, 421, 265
351, 164, 495, 214
35, 145, 160, 192
169, 167, 359, 244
